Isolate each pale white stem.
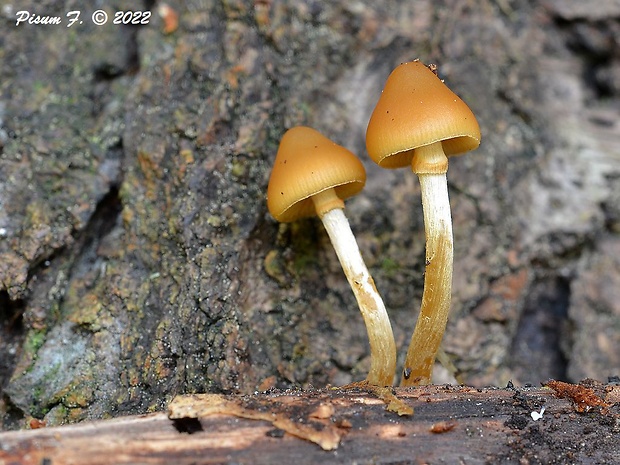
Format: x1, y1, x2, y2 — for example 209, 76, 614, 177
402, 142, 454, 386
319, 207, 397, 387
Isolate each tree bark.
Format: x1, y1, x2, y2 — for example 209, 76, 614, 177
1, 0, 620, 431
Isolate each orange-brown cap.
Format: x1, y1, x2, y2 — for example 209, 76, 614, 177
267, 126, 366, 223
366, 61, 481, 169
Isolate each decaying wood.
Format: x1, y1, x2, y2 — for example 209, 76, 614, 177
1, 383, 618, 465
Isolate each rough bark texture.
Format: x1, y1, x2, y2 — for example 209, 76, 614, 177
0, 0, 619, 434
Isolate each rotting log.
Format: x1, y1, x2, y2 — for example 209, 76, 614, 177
1, 383, 618, 465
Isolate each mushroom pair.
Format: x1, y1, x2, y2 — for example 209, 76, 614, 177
266, 61, 480, 388
366, 61, 481, 386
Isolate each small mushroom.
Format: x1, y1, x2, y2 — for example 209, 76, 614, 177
366, 61, 481, 386
267, 126, 397, 387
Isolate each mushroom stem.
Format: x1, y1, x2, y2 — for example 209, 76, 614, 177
401, 142, 453, 386
313, 188, 397, 387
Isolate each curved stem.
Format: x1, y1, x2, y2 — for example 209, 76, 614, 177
314, 190, 397, 386
401, 143, 453, 386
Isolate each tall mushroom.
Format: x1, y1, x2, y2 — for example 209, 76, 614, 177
267, 126, 397, 387
365, 61, 481, 386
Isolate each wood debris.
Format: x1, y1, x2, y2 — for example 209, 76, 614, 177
336, 380, 414, 416
543, 380, 613, 413
168, 392, 346, 450
429, 421, 457, 434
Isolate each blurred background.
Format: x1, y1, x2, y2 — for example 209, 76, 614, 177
0, 0, 618, 429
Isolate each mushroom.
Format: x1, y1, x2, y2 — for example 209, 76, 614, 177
267, 126, 397, 387
365, 61, 481, 386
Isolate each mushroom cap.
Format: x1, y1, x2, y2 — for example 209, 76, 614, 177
267, 126, 366, 223
366, 61, 481, 169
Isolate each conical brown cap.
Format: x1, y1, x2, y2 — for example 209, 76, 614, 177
267, 126, 366, 223
366, 61, 481, 169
